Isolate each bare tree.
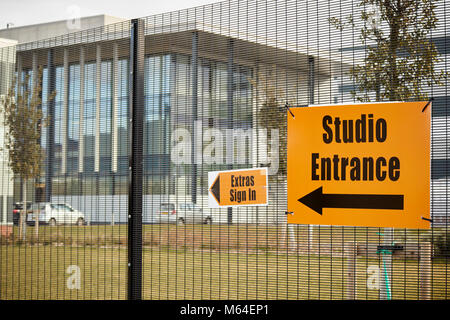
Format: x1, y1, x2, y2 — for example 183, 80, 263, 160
1, 67, 52, 241
249, 68, 300, 181
249, 68, 301, 251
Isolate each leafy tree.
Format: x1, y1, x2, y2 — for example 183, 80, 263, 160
1, 67, 52, 241
330, 0, 447, 102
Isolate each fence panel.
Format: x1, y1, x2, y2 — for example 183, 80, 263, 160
0, 0, 449, 300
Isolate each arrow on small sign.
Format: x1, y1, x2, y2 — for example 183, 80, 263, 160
298, 187, 404, 215
210, 175, 220, 204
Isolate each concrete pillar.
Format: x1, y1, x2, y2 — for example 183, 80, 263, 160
78, 46, 85, 173
16, 54, 22, 92
111, 43, 119, 226
32, 52, 38, 93
32, 52, 39, 202
112, 43, 118, 173
61, 48, 69, 175
95, 44, 101, 173
45, 49, 55, 202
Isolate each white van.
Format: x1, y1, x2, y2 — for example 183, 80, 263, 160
156, 202, 212, 225
27, 203, 85, 226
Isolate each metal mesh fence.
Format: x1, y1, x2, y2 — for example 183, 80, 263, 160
0, 0, 449, 300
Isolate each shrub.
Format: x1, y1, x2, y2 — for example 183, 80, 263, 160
432, 232, 450, 258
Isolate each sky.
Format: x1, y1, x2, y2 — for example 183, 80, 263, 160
0, 0, 223, 29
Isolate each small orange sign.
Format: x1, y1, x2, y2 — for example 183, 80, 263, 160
287, 101, 431, 229
208, 168, 268, 208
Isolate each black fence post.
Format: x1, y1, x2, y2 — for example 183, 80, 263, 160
45, 49, 55, 203
128, 18, 145, 301
227, 38, 234, 225
191, 31, 198, 204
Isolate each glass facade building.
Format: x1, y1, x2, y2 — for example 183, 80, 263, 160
19, 53, 253, 197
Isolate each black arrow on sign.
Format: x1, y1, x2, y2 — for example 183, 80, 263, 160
210, 175, 220, 204
298, 187, 404, 215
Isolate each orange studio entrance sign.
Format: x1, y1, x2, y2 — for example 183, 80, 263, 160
287, 101, 431, 229
208, 168, 268, 208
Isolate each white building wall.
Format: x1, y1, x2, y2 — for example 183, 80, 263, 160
0, 15, 126, 45
0, 39, 16, 224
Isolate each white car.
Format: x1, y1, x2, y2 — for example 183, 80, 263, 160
156, 202, 212, 224
27, 203, 85, 226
